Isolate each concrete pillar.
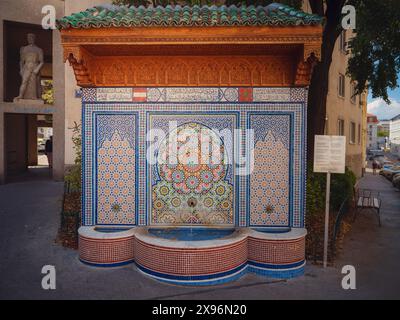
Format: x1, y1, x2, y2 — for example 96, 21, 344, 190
52, 25, 65, 181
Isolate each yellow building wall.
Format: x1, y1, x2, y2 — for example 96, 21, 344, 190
303, 1, 365, 178
325, 31, 364, 178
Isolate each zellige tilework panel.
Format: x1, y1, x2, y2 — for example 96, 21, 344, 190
81, 87, 307, 228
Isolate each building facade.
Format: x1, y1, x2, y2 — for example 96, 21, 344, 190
324, 29, 365, 177
390, 114, 400, 157
0, 0, 106, 183
303, 1, 366, 177
367, 113, 379, 150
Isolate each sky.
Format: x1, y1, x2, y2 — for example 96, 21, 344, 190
367, 74, 400, 120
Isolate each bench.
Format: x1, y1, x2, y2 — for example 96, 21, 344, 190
353, 188, 382, 226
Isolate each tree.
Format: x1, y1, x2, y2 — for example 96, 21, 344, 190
347, 0, 400, 103
307, 0, 400, 161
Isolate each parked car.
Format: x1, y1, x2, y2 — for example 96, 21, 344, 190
382, 160, 393, 168
381, 165, 400, 180
368, 150, 384, 160
392, 173, 400, 189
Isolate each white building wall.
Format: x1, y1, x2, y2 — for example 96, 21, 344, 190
0, 0, 65, 182
390, 118, 400, 156
367, 123, 378, 150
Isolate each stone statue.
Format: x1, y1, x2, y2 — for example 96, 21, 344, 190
14, 33, 44, 102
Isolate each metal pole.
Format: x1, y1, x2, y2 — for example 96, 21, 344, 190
323, 172, 331, 268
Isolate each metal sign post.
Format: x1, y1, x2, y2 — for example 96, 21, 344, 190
314, 135, 346, 269
323, 171, 331, 268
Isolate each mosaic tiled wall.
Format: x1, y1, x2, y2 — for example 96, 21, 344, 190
82, 87, 307, 227
96, 113, 138, 225
148, 115, 237, 226
248, 114, 291, 227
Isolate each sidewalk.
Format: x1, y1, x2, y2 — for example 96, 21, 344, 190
0, 173, 399, 299
332, 171, 400, 298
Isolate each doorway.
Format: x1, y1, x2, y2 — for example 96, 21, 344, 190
4, 113, 53, 183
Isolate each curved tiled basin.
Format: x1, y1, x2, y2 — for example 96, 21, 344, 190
134, 227, 247, 285
247, 227, 306, 279
78, 226, 135, 267
78, 226, 307, 285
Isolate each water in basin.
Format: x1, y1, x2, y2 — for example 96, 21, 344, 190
94, 227, 131, 233
252, 227, 291, 233
148, 228, 235, 241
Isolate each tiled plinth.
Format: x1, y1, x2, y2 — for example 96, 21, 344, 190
78, 226, 306, 284
78, 227, 135, 266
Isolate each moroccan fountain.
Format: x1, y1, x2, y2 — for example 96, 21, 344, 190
57, 3, 323, 285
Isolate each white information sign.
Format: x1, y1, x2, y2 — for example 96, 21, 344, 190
313, 135, 346, 174
313, 135, 346, 268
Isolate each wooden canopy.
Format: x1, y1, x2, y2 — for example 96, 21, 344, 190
58, 4, 323, 87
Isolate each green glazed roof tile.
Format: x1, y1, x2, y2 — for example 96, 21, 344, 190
57, 3, 324, 30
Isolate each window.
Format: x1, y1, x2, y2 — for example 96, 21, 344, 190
338, 74, 345, 97
358, 124, 361, 144
350, 83, 356, 104
339, 30, 346, 52
338, 119, 345, 136
350, 122, 356, 144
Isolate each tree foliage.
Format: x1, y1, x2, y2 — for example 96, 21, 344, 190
41, 79, 54, 105
347, 0, 400, 103
64, 122, 82, 191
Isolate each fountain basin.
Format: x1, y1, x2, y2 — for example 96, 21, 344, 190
134, 227, 248, 285
78, 226, 307, 285
78, 226, 135, 267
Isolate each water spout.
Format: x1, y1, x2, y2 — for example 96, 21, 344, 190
187, 197, 197, 239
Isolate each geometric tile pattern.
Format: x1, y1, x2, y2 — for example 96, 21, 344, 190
82, 87, 306, 103
134, 237, 248, 276
148, 115, 237, 226
250, 130, 290, 226
79, 235, 135, 266
97, 132, 135, 224
77, 229, 305, 282
248, 114, 291, 226
81, 87, 307, 228
96, 113, 137, 225
247, 237, 305, 264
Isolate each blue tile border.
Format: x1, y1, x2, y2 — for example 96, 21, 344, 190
79, 258, 135, 268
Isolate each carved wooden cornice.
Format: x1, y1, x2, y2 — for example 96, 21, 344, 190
91, 56, 294, 87
61, 35, 323, 45
63, 46, 93, 87
61, 26, 322, 87
294, 43, 321, 86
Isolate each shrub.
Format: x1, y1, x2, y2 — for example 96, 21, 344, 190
331, 167, 357, 210
306, 166, 356, 215
64, 122, 82, 192
305, 166, 357, 263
